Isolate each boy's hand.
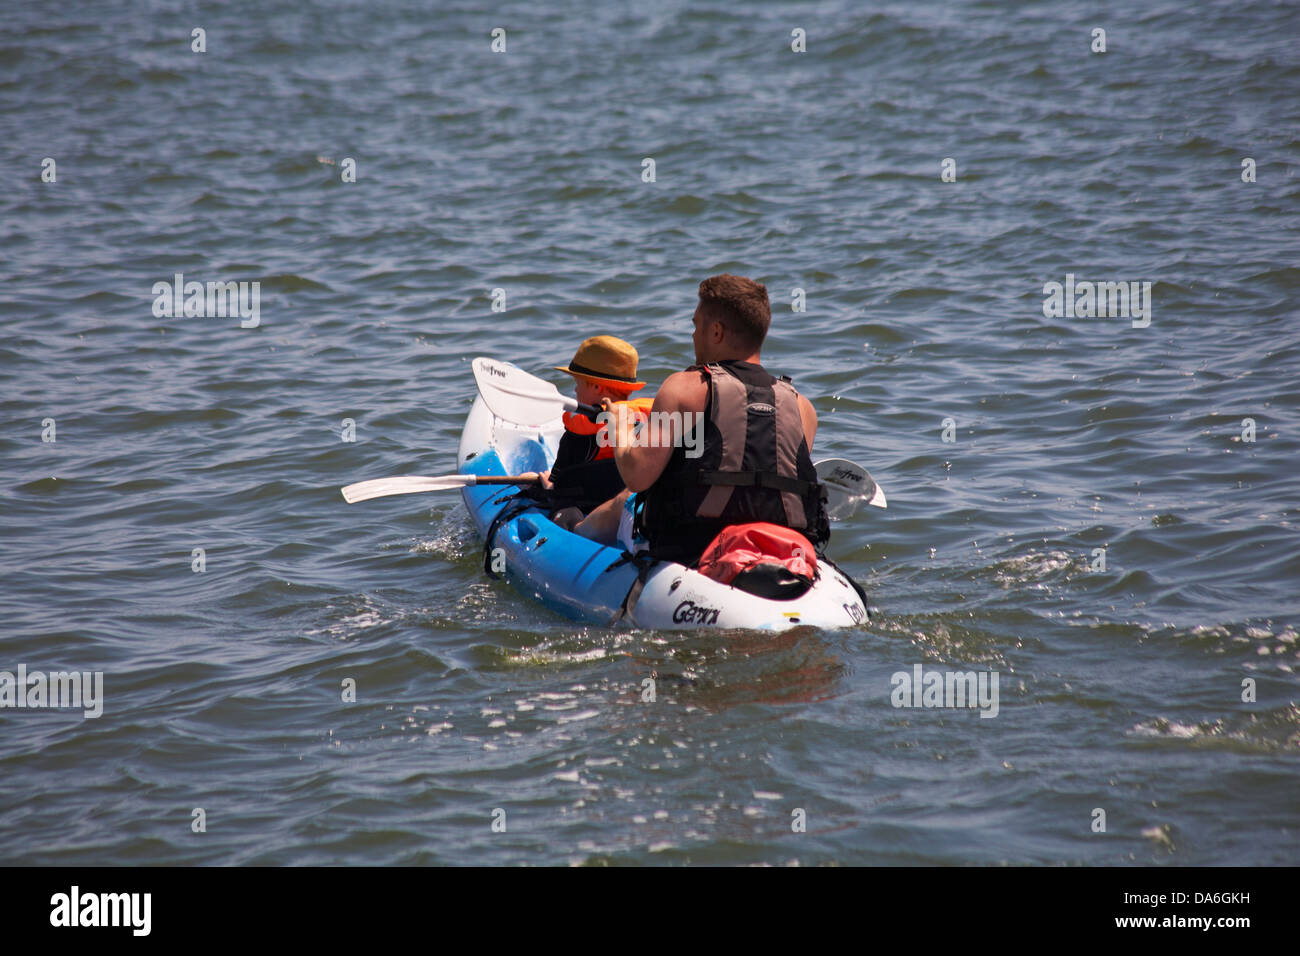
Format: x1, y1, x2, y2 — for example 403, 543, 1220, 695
603, 399, 639, 449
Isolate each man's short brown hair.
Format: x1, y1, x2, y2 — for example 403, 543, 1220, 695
697, 274, 771, 351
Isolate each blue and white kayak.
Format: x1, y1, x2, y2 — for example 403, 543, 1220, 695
456, 393, 871, 631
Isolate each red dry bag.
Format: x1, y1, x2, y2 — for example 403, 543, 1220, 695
696, 522, 818, 599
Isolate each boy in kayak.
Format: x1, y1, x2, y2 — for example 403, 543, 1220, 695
521, 336, 651, 536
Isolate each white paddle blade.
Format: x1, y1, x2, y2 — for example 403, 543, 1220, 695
341, 474, 475, 504
472, 357, 577, 426
815, 458, 886, 521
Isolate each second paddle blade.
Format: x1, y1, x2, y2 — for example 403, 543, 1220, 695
816, 458, 886, 520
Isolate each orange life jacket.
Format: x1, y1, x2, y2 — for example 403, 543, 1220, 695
561, 398, 653, 460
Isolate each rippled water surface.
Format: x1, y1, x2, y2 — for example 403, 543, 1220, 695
2, 0, 1298, 865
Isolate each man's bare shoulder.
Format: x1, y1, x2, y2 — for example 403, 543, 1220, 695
654, 368, 709, 411
796, 390, 818, 447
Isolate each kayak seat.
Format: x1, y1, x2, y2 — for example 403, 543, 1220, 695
549, 506, 585, 532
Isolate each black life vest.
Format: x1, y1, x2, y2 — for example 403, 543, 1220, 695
548, 430, 625, 515
636, 360, 829, 564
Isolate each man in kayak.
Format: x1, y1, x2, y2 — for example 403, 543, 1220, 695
521, 335, 650, 532
604, 274, 829, 564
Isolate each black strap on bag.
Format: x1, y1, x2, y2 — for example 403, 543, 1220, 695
729, 562, 815, 600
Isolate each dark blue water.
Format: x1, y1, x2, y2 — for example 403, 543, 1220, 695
2, 0, 1297, 865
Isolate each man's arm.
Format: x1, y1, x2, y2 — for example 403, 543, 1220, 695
613, 370, 707, 492
798, 393, 818, 451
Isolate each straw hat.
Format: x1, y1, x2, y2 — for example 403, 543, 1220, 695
554, 335, 646, 390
